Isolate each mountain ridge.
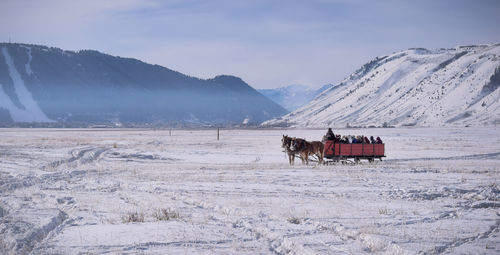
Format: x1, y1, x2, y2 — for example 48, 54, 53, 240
258, 84, 332, 111
0, 43, 288, 126
263, 43, 500, 127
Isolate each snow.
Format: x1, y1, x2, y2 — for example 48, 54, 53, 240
0, 47, 52, 122
0, 127, 499, 254
264, 44, 500, 127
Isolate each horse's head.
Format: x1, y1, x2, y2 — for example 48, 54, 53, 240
290, 138, 303, 151
290, 138, 296, 151
281, 135, 291, 148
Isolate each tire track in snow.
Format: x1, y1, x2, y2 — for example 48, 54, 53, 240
0, 168, 92, 254
388, 184, 499, 202
173, 193, 312, 255
425, 218, 500, 254
42, 146, 109, 170
0, 169, 89, 193
385, 152, 500, 163
120, 240, 235, 252
312, 221, 411, 254
0, 209, 67, 255
390, 210, 459, 227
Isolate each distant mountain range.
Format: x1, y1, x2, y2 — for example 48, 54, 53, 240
264, 44, 500, 127
258, 84, 332, 111
0, 43, 287, 127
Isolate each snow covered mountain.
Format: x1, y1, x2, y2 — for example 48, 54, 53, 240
258, 84, 332, 111
264, 44, 500, 127
0, 43, 287, 126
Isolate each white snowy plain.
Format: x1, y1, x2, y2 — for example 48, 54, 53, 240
0, 127, 499, 254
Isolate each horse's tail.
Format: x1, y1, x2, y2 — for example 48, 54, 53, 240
320, 142, 324, 159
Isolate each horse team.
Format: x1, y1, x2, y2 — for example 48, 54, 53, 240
282, 132, 385, 165
281, 135, 324, 165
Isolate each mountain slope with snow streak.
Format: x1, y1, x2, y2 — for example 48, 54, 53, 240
0, 47, 52, 122
264, 44, 500, 127
0, 43, 287, 126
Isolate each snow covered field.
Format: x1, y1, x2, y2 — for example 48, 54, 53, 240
0, 127, 499, 254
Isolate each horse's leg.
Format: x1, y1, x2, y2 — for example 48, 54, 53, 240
317, 150, 324, 165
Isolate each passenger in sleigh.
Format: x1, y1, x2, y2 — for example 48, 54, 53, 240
376, 136, 383, 144
323, 128, 335, 142
363, 136, 370, 144
356, 135, 363, 144
341, 136, 349, 143
335, 134, 341, 142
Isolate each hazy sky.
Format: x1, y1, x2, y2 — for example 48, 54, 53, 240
1, 0, 499, 89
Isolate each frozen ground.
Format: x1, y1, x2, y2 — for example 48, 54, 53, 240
0, 127, 499, 254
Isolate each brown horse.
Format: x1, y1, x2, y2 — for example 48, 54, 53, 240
309, 141, 324, 164
290, 138, 324, 165
290, 138, 310, 165
281, 135, 296, 165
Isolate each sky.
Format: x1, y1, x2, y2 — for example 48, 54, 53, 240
1, 0, 499, 89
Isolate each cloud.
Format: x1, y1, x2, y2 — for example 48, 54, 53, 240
1, 0, 499, 88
